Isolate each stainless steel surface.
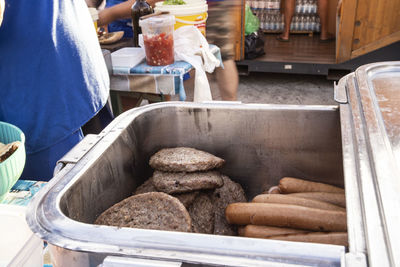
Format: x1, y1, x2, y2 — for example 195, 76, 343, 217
54, 134, 100, 176
339, 74, 387, 266
354, 62, 400, 266
27, 102, 345, 267
56, 134, 100, 165
337, 61, 400, 267
334, 78, 348, 104
344, 253, 368, 267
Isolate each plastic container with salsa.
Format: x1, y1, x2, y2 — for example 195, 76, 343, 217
139, 14, 175, 66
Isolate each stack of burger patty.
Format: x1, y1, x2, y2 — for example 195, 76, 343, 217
95, 147, 247, 235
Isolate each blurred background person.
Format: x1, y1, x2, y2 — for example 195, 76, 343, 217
277, 0, 333, 42
0, 0, 110, 181
206, 0, 240, 101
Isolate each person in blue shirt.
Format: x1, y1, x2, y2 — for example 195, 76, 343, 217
0, 0, 110, 181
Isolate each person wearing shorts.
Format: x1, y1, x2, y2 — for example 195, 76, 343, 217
206, 0, 240, 101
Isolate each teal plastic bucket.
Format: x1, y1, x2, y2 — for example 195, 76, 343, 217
0, 122, 26, 203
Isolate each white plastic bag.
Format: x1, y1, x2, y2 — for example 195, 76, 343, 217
174, 26, 221, 102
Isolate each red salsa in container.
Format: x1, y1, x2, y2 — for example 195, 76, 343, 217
143, 32, 174, 66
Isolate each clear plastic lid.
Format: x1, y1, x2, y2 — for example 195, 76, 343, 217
139, 14, 176, 29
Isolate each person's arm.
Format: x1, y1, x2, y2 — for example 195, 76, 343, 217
98, 0, 157, 27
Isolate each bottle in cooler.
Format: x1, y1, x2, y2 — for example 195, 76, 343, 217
264, 0, 270, 10
311, 0, 317, 13
299, 15, 305, 30
302, 0, 307, 13
271, 14, 278, 31
265, 12, 271, 31
252, 0, 257, 10
303, 0, 308, 13
260, 10, 265, 30
259, 0, 264, 11
297, 16, 301, 31
310, 15, 316, 31
295, 16, 301, 31
261, 12, 266, 30
274, 0, 281, 10
279, 13, 284, 30
253, 0, 259, 12
295, 0, 301, 13
290, 16, 294, 30
315, 16, 321, 32
269, 14, 275, 30
265, 13, 271, 30
258, 0, 267, 10
266, 0, 273, 10
299, 0, 303, 13
308, 0, 314, 14
251, 0, 256, 10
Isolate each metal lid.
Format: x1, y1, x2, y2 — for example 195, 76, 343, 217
339, 62, 400, 266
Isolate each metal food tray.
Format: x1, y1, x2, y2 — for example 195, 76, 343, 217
27, 61, 400, 266
28, 102, 345, 266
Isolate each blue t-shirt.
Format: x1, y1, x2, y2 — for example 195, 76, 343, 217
0, 0, 109, 154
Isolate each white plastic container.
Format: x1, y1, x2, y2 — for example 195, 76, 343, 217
0, 205, 43, 267
111, 47, 145, 68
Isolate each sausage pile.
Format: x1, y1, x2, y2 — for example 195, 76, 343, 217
225, 177, 348, 246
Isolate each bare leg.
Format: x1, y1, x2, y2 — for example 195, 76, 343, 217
279, 0, 295, 40
215, 60, 238, 101
317, 0, 332, 40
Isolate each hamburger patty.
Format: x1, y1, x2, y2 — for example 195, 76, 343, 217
149, 147, 225, 172
95, 192, 192, 232
152, 170, 224, 194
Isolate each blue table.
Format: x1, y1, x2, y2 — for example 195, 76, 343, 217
1, 180, 47, 206
110, 45, 221, 115
113, 61, 194, 101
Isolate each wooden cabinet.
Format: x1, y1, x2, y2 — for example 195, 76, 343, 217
234, 0, 246, 61
336, 0, 400, 63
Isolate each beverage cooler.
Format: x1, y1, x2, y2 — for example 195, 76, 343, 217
249, 0, 321, 33
26, 62, 400, 266
234, 0, 400, 75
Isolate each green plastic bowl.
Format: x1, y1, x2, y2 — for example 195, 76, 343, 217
0, 122, 26, 203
